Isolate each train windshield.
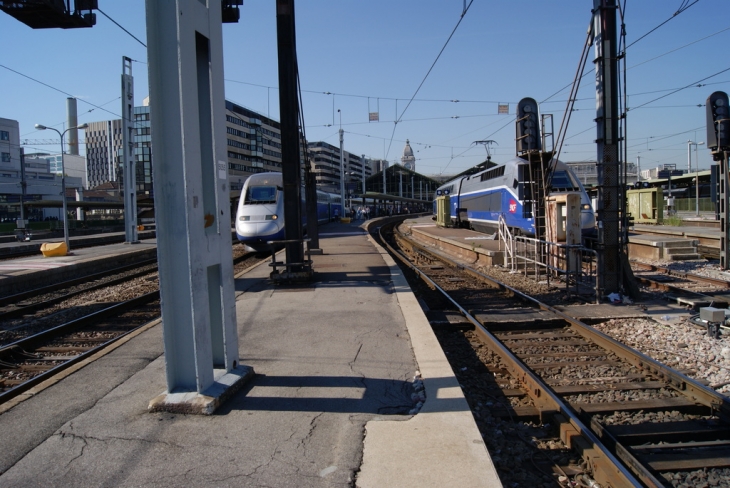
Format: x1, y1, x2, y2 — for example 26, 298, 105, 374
244, 185, 279, 204
550, 171, 578, 191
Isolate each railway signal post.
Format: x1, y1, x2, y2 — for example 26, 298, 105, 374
706, 91, 730, 269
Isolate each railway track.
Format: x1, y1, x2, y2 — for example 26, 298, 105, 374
632, 260, 729, 315
380, 220, 730, 488
0, 291, 161, 404
632, 261, 730, 292
0, 259, 159, 322
0, 246, 265, 406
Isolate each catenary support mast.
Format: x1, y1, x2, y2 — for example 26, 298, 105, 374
276, 0, 305, 274
594, 0, 630, 297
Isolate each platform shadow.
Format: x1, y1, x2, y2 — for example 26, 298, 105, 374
215, 374, 469, 416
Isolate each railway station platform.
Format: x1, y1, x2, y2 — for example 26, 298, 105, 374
0, 218, 500, 487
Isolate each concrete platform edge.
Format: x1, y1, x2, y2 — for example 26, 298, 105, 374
356, 230, 502, 488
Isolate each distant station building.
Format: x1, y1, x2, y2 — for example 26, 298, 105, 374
225, 100, 283, 193
566, 160, 638, 187
85, 99, 152, 196
0, 116, 83, 221
307, 141, 373, 194
85, 119, 123, 190
84, 99, 284, 198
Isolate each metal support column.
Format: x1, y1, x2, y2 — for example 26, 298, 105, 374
121, 56, 139, 244
593, 0, 625, 297
305, 158, 321, 252
276, 0, 306, 278
145, 0, 251, 414
340, 129, 346, 210
721, 152, 730, 268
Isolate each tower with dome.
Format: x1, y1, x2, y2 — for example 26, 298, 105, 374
401, 139, 416, 171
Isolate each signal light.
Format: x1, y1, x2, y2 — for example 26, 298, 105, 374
516, 98, 542, 154
706, 91, 730, 153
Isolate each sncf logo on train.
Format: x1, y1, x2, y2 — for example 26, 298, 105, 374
508, 200, 517, 213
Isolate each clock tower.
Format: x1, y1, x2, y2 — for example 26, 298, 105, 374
401, 139, 416, 171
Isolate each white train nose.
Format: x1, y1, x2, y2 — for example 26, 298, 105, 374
238, 221, 282, 237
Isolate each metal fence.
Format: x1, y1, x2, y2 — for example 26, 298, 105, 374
674, 197, 714, 212
498, 215, 598, 301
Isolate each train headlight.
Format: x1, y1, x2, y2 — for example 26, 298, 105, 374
239, 216, 250, 221
581, 204, 591, 210
265, 214, 278, 220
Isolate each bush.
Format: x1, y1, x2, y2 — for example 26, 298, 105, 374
664, 215, 682, 227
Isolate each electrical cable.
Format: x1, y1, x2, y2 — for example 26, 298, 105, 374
226, 77, 512, 105
630, 66, 730, 111
625, 0, 700, 50
97, 8, 147, 48
1, 64, 123, 121
550, 15, 595, 178
382, 0, 474, 161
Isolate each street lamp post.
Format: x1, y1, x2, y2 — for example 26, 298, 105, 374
688, 140, 705, 216
34, 123, 88, 253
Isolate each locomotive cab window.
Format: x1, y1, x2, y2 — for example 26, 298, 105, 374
244, 185, 278, 204
550, 171, 578, 191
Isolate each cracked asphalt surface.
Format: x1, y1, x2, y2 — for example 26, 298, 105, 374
0, 231, 418, 487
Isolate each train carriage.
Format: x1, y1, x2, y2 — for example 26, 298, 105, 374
435, 157, 595, 237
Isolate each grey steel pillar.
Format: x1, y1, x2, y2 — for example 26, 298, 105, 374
593, 0, 622, 297
66, 98, 79, 156
276, 0, 305, 272
340, 129, 345, 209
720, 151, 730, 269
145, 0, 251, 414
121, 56, 139, 244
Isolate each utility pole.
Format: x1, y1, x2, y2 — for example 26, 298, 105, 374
19, 148, 26, 222
122, 56, 138, 244
593, 0, 636, 298
276, 0, 305, 276
340, 127, 345, 212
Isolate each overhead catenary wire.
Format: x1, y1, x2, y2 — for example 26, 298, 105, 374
97, 8, 147, 48
625, 0, 700, 50
381, 0, 474, 161
0, 64, 124, 122
550, 15, 595, 173
630, 67, 730, 111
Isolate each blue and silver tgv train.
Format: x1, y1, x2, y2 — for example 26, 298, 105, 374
235, 172, 342, 252
435, 158, 595, 236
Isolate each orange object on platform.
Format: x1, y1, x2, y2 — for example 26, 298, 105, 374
340, 218, 351, 224
40, 242, 68, 257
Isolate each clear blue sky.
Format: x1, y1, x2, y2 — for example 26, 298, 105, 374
2, 0, 728, 176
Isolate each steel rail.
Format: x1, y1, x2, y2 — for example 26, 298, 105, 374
391, 222, 730, 485
0, 262, 159, 321
0, 291, 160, 405
632, 261, 730, 289
396, 224, 730, 420
0, 258, 158, 306
379, 221, 644, 488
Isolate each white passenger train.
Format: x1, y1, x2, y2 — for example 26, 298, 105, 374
235, 172, 342, 252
